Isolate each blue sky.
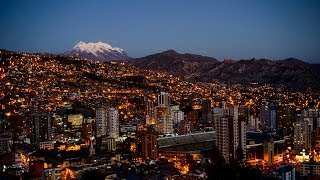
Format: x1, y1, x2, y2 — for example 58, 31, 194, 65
1, 0, 320, 62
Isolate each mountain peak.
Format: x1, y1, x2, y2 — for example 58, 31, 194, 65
64, 41, 129, 61
162, 49, 179, 55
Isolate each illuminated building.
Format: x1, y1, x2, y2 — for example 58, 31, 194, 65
238, 115, 247, 159
269, 104, 277, 132
82, 123, 93, 138
186, 111, 199, 132
136, 130, 159, 160
216, 106, 246, 164
105, 136, 116, 152
95, 107, 107, 138
145, 97, 155, 125
96, 135, 116, 154
260, 101, 269, 131
107, 107, 119, 138
260, 101, 278, 132
201, 99, 212, 124
178, 120, 191, 135
158, 91, 170, 107
248, 115, 260, 131
39, 141, 54, 150
293, 119, 311, 152
29, 110, 53, 146
156, 107, 172, 134
302, 108, 320, 147
155, 92, 172, 134
170, 105, 184, 124
67, 114, 83, 127
263, 137, 274, 166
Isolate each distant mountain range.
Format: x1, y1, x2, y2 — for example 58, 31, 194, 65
129, 50, 320, 90
64, 41, 129, 61
1, 45, 319, 90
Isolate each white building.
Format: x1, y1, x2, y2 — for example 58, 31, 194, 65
174, 110, 184, 124
96, 107, 107, 138
158, 91, 170, 107
108, 107, 119, 138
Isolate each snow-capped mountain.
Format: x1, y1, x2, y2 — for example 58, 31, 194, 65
64, 41, 129, 61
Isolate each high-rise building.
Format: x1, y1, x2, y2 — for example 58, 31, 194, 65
293, 119, 312, 151
201, 99, 212, 124
216, 106, 246, 164
29, 111, 52, 146
145, 97, 155, 125
263, 138, 274, 167
95, 107, 107, 138
158, 91, 170, 107
260, 101, 277, 132
170, 106, 184, 124
238, 115, 247, 158
155, 92, 173, 134
136, 130, 159, 160
216, 116, 238, 164
174, 110, 184, 124
248, 115, 260, 131
269, 104, 277, 132
155, 107, 172, 134
261, 102, 269, 130
107, 107, 119, 138
302, 108, 320, 147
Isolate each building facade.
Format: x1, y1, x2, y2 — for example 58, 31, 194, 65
29, 111, 52, 146
107, 107, 119, 138
136, 130, 159, 160
95, 107, 107, 138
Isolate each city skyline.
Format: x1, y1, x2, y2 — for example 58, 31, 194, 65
1, 0, 320, 63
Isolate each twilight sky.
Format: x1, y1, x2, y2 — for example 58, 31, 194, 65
1, 0, 320, 62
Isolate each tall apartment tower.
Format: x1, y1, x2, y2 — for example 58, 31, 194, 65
29, 110, 52, 146
293, 119, 312, 151
261, 101, 277, 132
261, 101, 269, 130
269, 104, 277, 132
136, 130, 159, 160
96, 107, 107, 138
216, 106, 246, 164
201, 99, 212, 124
155, 91, 172, 134
107, 107, 119, 138
145, 97, 155, 125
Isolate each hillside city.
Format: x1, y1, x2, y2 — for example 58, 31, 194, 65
0, 50, 320, 179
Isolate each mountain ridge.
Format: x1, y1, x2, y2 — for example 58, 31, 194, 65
129, 50, 320, 90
